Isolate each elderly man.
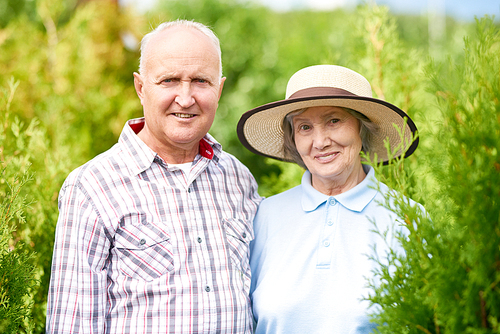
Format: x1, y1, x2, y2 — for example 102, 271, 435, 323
46, 20, 261, 334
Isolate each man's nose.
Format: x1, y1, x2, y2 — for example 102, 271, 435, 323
174, 81, 195, 108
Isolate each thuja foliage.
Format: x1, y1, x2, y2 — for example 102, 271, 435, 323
0, 81, 39, 333
0, 169, 37, 334
366, 16, 500, 334
0, 77, 71, 332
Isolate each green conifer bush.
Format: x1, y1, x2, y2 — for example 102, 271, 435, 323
0, 167, 37, 334
366, 16, 500, 334
0, 80, 39, 334
0, 77, 73, 332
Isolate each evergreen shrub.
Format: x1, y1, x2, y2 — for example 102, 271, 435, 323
367, 16, 500, 334
0, 80, 39, 334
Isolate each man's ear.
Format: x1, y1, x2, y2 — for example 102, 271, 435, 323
133, 72, 145, 105
218, 77, 226, 99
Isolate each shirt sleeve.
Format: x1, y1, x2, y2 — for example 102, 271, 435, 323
46, 182, 110, 334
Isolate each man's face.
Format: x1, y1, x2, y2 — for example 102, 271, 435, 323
133, 26, 225, 163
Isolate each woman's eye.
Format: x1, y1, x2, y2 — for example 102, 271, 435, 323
299, 124, 310, 131
330, 118, 339, 124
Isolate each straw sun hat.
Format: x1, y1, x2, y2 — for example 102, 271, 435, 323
237, 65, 419, 165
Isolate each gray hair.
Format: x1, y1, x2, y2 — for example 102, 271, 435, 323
138, 20, 223, 80
282, 107, 379, 169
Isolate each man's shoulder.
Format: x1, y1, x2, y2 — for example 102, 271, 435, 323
217, 149, 243, 163
216, 149, 253, 174
204, 134, 245, 167
62, 143, 123, 190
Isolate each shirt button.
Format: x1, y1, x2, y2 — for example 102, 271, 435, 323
188, 188, 191, 193
197, 237, 202, 243
328, 198, 336, 206
205, 285, 211, 292
327, 220, 333, 226
242, 232, 247, 239
323, 240, 330, 247
139, 239, 146, 245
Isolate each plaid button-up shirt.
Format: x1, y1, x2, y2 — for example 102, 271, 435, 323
46, 118, 262, 334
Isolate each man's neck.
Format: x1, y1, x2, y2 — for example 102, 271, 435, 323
137, 129, 199, 164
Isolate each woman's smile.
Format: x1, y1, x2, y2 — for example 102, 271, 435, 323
314, 151, 339, 163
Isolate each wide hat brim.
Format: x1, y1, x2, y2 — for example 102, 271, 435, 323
237, 91, 419, 165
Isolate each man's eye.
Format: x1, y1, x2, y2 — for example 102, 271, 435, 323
195, 79, 208, 84
330, 119, 339, 124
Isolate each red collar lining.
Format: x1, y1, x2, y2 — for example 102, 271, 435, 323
130, 120, 213, 160
199, 138, 214, 159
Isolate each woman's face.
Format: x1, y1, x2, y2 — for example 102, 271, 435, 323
293, 106, 365, 194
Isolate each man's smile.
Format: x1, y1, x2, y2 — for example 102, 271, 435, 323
173, 113, 196, 118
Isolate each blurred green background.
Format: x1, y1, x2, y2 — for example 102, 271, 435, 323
1, 0, 499, 333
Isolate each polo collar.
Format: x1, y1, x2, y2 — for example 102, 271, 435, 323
301, 166, 379, 213
119, 117, 222, 176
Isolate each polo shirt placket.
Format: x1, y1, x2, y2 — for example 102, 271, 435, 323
317, 197, 339, 269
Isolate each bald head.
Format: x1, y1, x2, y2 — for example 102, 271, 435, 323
138, 20, 223, 80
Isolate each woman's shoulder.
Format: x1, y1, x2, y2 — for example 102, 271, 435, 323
256, 185, 303, 216
261, 184, 302, 204
253, 185, 305, 235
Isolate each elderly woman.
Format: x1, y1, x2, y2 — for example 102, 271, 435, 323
237, 65, 419, 334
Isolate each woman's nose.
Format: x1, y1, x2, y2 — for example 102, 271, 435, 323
312, 129, 332, 150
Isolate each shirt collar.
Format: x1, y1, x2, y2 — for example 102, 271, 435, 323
301, 166, 379, 213
119, 117, 222, 176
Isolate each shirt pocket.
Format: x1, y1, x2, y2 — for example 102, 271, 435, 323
223, 217, 254, 289
114, 215, 174, 282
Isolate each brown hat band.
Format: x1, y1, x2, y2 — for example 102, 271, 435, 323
288, 87, 358, 99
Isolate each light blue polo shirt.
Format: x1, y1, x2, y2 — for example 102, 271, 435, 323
250, 167, 404, 334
